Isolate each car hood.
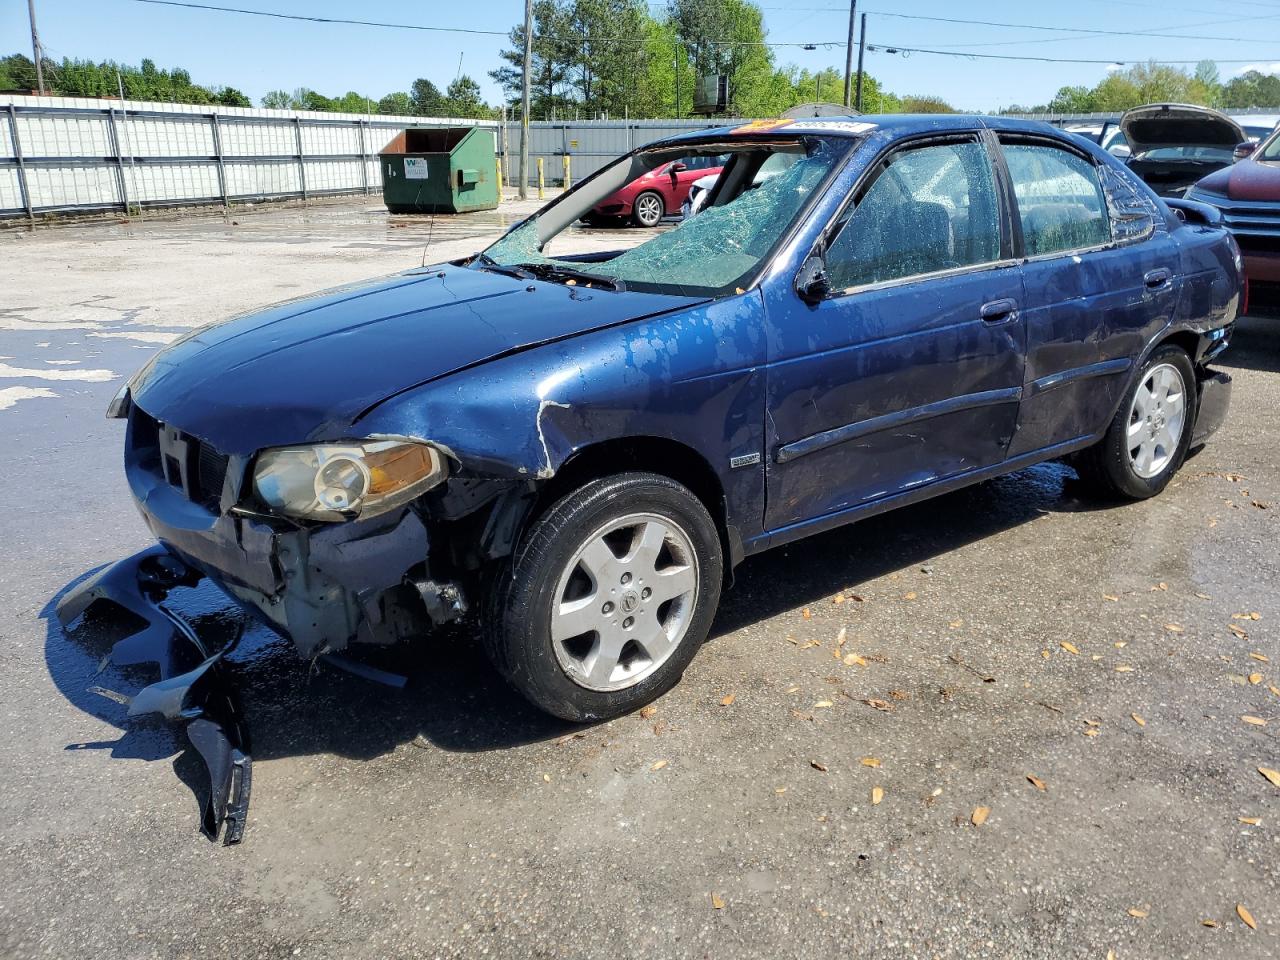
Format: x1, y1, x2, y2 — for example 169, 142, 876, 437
129, 264, 706, 455
1120, 103, 1245, 155
1196, 155, 1280, 201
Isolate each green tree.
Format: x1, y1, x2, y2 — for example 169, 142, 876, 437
897, 95, 955, 114
490, 0, 573, 117
445, 75, 489, 118
377, 91, 413, 115
261, 89, 292, 108
1047, 85, 1097, 113
214, 86, 252, 107
410, 77, 448, 116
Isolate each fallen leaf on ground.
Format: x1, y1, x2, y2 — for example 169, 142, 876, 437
1270, 685, 1280, 697
1084, 718, 1100, 727
863, 698, 892, 711
836, 627, 847, 646
1027, 774, 1047, 791
542, 773, 551, 782
1196, 592, 1212, 599
1154, 582, 1168, 591
1083, 728, 1100, 737
650, 759, 668, 771
1250, 652, 1269, 662
844, 653, 867, 667
1201, 919, 1219, 928
1237, 904, 1257, 930
639, 705, 657, 719
785, 685, 800, 694
1115, 641, 1127, 648
1127, 907, 1149, 918
802, 607, 811, 619
810, 761, 828, 772
1104, 594, 1119, 602
1164, 623, 1184, 633
1132, 713, 1146, 727
1239, 816, 1261, 825
903, 591, 917, 600
813, 700, 833, 709
1060, 641, 1081, 655
1115, 665, 1134, 673
1242, 716, 1267, 726
1258, 767, 1280, 787
720, 693, 736, 706
889, 690, 908, 700
1229, 624, 1250, 640
833, 593, 845, 605
1248, 673, 1264, 685
711, 892, 726, 910
775, 786, 787, 794
949, 619, 964, 628
1233, 612, 1262, 621
971, 806, 990, 826
871, 786, 884, 805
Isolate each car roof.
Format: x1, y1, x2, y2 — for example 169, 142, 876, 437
657, 113, 1064, 146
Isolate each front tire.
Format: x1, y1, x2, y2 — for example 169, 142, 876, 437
631, 191, 664, 227
1075, 345, 1196, 499
484, 472, 723, 722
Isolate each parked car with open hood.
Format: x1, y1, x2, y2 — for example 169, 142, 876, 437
63, 114, 1240, 842
1120, 103, 1246, 197
1188, 124, 1280, 290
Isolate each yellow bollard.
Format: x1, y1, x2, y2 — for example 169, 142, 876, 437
563, 154, 571, 191
537, 157, 544, 200
495, 158, 503, 203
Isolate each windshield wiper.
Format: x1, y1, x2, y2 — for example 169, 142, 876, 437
516, 262, 627, 292
471, 253, 535, 281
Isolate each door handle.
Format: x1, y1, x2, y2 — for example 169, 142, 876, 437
980, 298, 1019, 323
1144, 268, 1173, 289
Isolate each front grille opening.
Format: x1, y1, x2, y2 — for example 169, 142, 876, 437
128, 405, 229, 512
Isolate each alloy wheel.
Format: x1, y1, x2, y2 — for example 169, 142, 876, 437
1127, 362, 1187, 479
635, 193, 663, 227
550, 512, 699, 691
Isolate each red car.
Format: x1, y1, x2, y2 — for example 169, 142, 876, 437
589, 154, 725, 227
1188, 129, 1280, 291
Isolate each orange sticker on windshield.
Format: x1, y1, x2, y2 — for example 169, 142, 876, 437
731, 119, 794, 135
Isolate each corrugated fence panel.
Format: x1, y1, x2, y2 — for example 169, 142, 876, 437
0, 119, 13, 160
303, 159, 364, 193
220, 121, 298, 157
121, 117, 215, 158
225, 159, 303, 198
301, 124, 362, 156
129, 162, 222, 203
28, 164, 120, 208
19, 113, 111, 157
0, 168, 22, 211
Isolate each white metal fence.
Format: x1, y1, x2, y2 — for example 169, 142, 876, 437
0, 95, 732, 221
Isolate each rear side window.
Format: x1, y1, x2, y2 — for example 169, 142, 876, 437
826, 140, 1001, 289
1002, 143, 1110, 256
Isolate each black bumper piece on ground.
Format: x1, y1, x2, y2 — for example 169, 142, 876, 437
1193, 369, 1232, 447
55, 545, 251, 845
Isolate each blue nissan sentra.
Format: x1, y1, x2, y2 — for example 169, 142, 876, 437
67, 114, 1240, 743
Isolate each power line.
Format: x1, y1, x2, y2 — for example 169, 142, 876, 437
124, 0, 510, 36
868, 10, 1280, 45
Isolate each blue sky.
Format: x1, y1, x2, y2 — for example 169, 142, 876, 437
6, 0, 1280, 111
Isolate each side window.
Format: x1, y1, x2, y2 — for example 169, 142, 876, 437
1099, 165, 1158, 243
1002, 143, 1110, 256
825, 140, 1001, 290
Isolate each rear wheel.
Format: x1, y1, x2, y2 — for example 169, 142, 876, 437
632, 191, 664, 228
1074, 345, 1196, 499
484, 472, 722, 721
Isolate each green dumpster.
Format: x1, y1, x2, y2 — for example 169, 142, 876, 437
379, 126, 499, 214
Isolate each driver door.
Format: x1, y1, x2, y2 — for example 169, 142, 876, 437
764, 134, 1026, 530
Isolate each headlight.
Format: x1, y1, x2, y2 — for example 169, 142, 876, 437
106, 381, 131, 419
251, 439, 448, 521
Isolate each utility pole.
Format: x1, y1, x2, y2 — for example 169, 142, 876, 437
842, 0, 856, 109
674, 47, 680, 118
27, 0, 46, 95
855, 13, 867, 112
519, 0, 532, 200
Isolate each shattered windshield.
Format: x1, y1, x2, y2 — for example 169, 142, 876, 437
480, 136, 851, 296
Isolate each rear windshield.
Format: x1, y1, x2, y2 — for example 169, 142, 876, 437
479, 136, 852, 297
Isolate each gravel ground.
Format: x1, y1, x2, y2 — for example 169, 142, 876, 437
1, 197, 1277, 960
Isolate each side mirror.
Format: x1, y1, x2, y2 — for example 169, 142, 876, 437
1234, 141, 1258, 160
1108, 144, 1132, 161
670, 161, 687, 174
795, 256, 831, 303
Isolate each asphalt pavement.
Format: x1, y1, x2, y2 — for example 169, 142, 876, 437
1, 197, 1277, 959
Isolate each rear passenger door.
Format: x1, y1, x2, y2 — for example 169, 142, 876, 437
764, 134, 1025, 530
997, 135, 1179, 457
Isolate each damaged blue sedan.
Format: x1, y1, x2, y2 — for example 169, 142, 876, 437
65, 116, 1240, 829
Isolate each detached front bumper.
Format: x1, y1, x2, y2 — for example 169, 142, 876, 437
55, 546, 251, 844
1192, 369, 1232, 446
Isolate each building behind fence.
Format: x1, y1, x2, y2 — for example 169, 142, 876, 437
4, 94, 1279, 222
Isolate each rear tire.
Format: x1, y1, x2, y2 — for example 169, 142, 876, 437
632, 191, 664, 228
1074, 345, 1196, 500
484, 472, 723, 722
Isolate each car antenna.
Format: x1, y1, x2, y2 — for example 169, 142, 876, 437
421, 213, 435, 269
